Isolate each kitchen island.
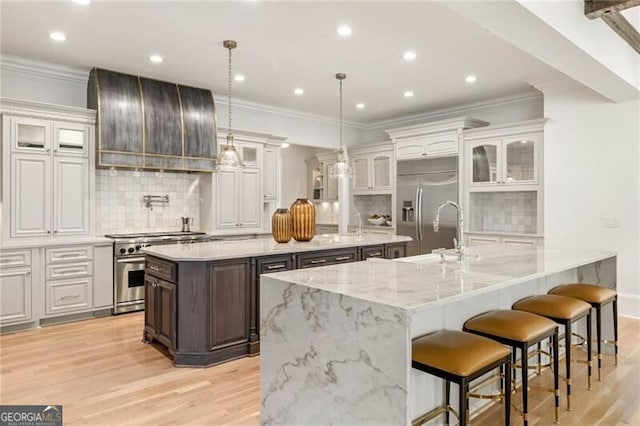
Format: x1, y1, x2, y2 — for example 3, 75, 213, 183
140, 234, 410, 366
260, 245, 616, 425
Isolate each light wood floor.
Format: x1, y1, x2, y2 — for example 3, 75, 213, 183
0, 313, 638, 425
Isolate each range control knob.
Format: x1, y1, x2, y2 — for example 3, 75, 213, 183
127, 247, 135, 254
135, 245, 142, 251
119, 248, 126, 254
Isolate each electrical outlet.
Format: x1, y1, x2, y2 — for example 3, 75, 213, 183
601, 216, 620, 228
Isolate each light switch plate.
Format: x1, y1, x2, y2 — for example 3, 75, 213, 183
601, 216, 620, 228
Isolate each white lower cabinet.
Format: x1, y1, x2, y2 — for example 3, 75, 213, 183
0, 265, 32, 325
465, 233, 542, 247
46, 277, 92, 315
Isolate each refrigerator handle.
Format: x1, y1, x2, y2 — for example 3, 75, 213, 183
417, 188, 424, 241
414, 188, 421, 241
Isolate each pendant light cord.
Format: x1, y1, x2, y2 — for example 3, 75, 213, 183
339, 77, 343, 151
227, 44, 233, 147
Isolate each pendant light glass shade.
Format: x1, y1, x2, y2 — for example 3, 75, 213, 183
216, 40, 244, 170
329, 73, 352, 179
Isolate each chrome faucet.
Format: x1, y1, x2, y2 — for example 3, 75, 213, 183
433, 200, 465, 260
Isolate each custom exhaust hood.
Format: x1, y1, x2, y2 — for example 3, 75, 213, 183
87, 68, 218, 172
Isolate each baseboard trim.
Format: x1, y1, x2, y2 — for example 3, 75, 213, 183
618, 293, 640, 319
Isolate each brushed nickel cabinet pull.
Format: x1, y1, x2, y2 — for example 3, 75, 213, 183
310, 259, 326, 264
335, 256, 351, 261
369, 252, 382, 257
266, 264, 286, 270
148, 265, 160, 272
60, 294, 80, 300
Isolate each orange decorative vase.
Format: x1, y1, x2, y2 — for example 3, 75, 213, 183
290, 198, 316, 242
272, 208, 293, 243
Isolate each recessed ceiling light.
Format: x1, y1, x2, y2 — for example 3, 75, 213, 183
281, 142, 290, 148
234, 74, 245, 82
403, 91, 414, 98
403, 51, 417, 61
294, 88, 304, 95
149, 55, 163, 63
337, 25, 352, 37
356, 103, 365, 109
49, 32, 66, 42
465, 75, 477, 83
72, 0, 91, 5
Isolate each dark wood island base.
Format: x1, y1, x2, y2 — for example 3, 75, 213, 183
142, 240, 408, 367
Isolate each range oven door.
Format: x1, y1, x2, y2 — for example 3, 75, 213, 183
115, 257, 146, 305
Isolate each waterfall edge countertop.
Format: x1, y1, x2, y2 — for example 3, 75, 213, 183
263, 245, 616, 313
140, 233, 411, 261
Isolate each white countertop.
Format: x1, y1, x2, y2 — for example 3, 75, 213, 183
0, 236, 113, 249
264, 244, 615, 313
141, 233, 411, 261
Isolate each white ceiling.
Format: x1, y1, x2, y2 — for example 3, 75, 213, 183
0, 1, 562, 124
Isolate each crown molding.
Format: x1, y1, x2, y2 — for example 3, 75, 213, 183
0, 97, 96, 123
367, 91, 543, 130
1, 54, 88, 84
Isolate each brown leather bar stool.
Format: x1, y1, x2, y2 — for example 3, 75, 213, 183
412, 330, 512, 425
512, 294, 592, 411
548, 284, 618, 381
463, 310, 560, 425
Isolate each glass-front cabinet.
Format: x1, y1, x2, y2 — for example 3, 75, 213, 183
351, 151, 393, 194
468, 133, 540, 189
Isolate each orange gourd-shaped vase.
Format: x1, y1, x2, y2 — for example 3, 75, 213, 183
290, 198, 316, 242
271, 209, 293, 243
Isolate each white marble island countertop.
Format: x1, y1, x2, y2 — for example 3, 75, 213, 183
265, 245, 616, 313
141, 233, 411, 261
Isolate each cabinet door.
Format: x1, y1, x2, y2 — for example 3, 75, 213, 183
0, 267, 32, 324
263, 147, 278, 200
11, 154, 51, 238
385, 244, 406, 259
324, 162, 338, 200
215, 170, 239, 228
237, 142, 262, 167
466, 235, 500, 246
395, 139, 425, 160
156, 280, 177, 350
53, 157, 89, 236
239, 168, 261, 227
503, 134, 539, 185
424, 133, 458, 156
469, 141, 500, 186
209, 259, 250, 349
144, 276, 158, 337
54, 123, 88, 156
10, 117, 51, 152
372, 154, 392, 191
352, 156, 370, 192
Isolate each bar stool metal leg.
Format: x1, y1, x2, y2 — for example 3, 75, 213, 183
596, 304, 602, 381
445, 380, 450, 426
552, 332, 560, 423
565, 320, 572, 411
613, 298, 619, 366
587, 311, 593, 390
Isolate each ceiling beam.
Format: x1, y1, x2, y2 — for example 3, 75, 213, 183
584, 0, 640, 19
601, 12, 640, 54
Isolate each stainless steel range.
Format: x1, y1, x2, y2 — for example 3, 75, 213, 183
106, 231, 214, 314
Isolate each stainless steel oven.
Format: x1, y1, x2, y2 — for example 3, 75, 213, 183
106, 232, 214, 314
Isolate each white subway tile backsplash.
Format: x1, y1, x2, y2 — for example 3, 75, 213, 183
352, 195, 392, 223
315, 201, 340, 224
95, 169, 200, 235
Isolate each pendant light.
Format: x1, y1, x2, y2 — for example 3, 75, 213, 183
216, 40, 244, 170
329, 73, 353, 179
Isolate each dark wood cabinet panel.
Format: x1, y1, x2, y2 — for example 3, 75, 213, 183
385, 243, 407, 259
360, 245, 385, 260
146, 257, 177, 283
297, 248, 358, 269
144, 275, 158, 338
178, 85, 217, 159
209, 259, 250, 349
88, 68, 143, 154
139, 78, 182, 156
156, 280, 177, 350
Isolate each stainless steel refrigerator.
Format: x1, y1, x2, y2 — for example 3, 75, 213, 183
397, 157, 458, 257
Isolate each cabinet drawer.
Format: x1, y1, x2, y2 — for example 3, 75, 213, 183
46, 277, 92, 315
46, 261, 93, 280
257, 255, 294, 275
385, 243, 407, 259
360, 245, 385, 260
298, 248, 358, 269
0, 250, 31, 268
46, 246, 92, 263
146, 256, 177, 283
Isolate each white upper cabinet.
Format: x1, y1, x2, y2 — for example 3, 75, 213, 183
214, 168, 262, 230
395, 133, 459, 160
323, 160, 338, 201
239, 168, 261, 227
351, 150, 393, 194
2, 101, 95, 241
263, 146, 279, 201
467, 132, 541, 190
